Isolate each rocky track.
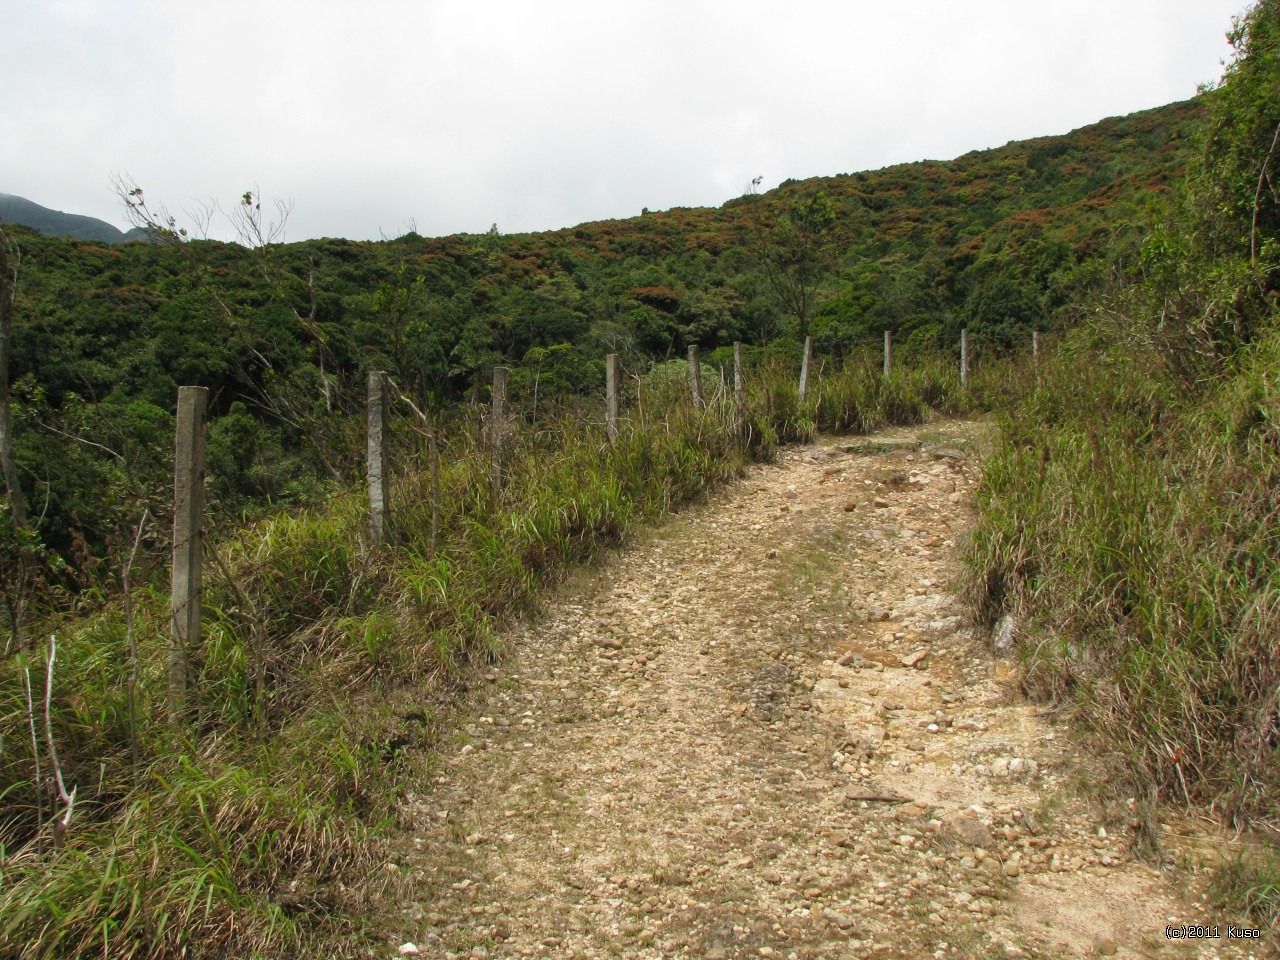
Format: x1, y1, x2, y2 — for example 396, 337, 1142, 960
380, 420, 1262, 960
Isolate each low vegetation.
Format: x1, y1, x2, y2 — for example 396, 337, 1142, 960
963, 0, 1280, 925
0, 355, 981, 958
0, 87, 1196, 582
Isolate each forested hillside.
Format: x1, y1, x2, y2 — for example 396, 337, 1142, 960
1, 98, 1200, 575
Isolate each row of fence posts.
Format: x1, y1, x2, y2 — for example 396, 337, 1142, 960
788, 328, 991, 398
768, 328, 995, 400
166, 326, 1018, 718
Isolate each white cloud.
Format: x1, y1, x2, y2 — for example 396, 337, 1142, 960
0, 0, 1248, 240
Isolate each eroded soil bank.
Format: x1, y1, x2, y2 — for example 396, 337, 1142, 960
378, 420, 1262, 960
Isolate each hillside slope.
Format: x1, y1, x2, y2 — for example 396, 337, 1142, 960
0, 96, 1206, 574
0, 193, 127, 243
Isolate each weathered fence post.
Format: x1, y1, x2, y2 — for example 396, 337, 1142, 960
733, 341, 745, 411
1032, 330, 1040, 363
688, 345, 705, 411
491, 366, 510, 489
367, 370, 389, 546
170, 385, 207, 721
883, 330, 893, 376
798, 335, 813, 401
605, 353, 620, 441
960, 328, 969, 388
428, 427, 441, 555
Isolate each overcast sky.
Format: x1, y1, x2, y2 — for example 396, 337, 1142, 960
1, 0, 1249, 242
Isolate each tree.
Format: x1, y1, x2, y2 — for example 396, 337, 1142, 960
1196, 0, 1280, 269
226, 190, 341, 414
0, 226, 29, 531
116, 180, 352, 475
1136, 0, 1280, 383
752, 188, 841, 339
964, 275, 1044, 351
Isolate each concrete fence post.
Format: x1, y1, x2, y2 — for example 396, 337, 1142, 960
170, 385, 208, 721
491, 366, 510, 489
733, 341, 745, 411
688, 345, 705, 411
960, 328, 969, 388
798, 335, 813, 401
1032, 330, 1040, 363
367, 370, 390, 546
605, 353, 620, 441
883, 330, 893, 376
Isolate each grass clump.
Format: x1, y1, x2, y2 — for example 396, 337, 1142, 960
1210, 848, 1280, 930
965, 328, 1280, 816
963, 358, 1280, 920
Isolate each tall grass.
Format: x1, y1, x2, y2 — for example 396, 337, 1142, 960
964, 323, 1280, 830
0, 350, 978, 958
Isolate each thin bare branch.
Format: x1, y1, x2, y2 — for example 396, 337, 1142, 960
23, 666, 44, 853
383, 374, 432, 433
203, 531, 267, 730
43, 635, 76, 848
1250, 119, 1280, 263
0, 226, 30, 531
35, 420, 127, 463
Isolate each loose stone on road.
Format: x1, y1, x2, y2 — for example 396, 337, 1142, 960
383, 420, 1258, 960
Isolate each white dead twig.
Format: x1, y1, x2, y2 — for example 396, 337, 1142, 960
22, 666, 43, 852
43, 634, 76, 849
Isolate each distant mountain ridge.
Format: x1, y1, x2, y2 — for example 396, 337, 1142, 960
0, 193, 131, 244
2, 97, 1201, 255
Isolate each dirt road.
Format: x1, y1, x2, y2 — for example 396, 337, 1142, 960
382, 420, 1260, 960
